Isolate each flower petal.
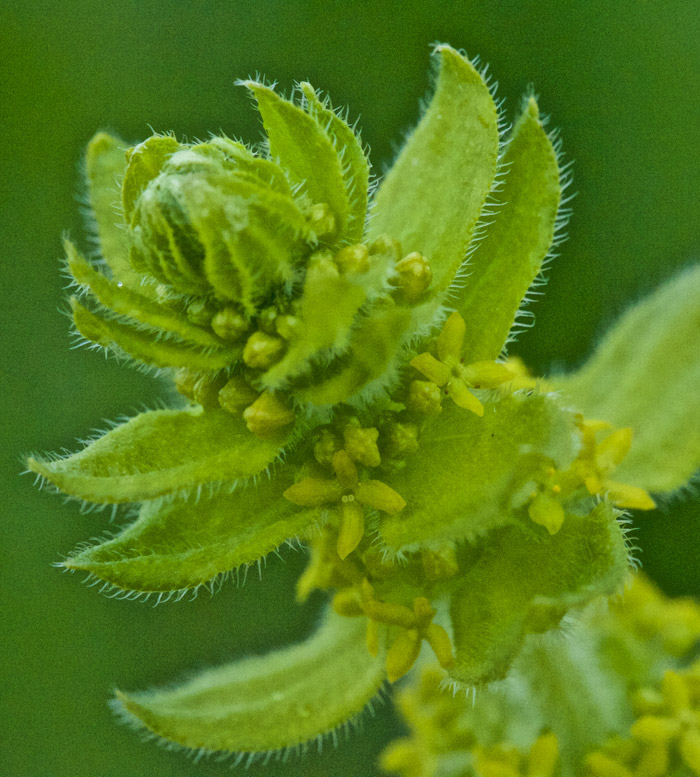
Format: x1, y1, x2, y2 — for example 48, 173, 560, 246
556, 264, 700, 493
368, 45, 499, 293
113, 610, 387, 754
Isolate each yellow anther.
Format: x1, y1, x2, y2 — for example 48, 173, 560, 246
407, 380, 443, 415
218, 375, 259, 415
527, 732, 559, 777
379, 740, 425, 777
393, 251, 433, 302
242, 390, 295, 437
343, 421, 381, 467
334, 244, 371, 274
210, 306, 249, 341
242, 330, 286, 369
332, 588, 364, 617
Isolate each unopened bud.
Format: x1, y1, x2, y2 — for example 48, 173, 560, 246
218, 375, 259, 415
393, 251, 432, 302
407, 380, 442, 415
243, 330, 286, 369
174, 368, 198, 401
243, 391, 295, 437
275, 314, 301, 340
421, 545, 459, 580
383, 421, 419, 459
307, 202, 337, 241
211, 307, 249, 341
186, 298, 217, 327
192, 372, 228, 409
369, 234, 402, 263
313, 429, 341, 467
334, 244, 370, 274
343, 421, 381, 467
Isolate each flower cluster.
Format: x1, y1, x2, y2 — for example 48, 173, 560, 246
29, 45, 700, 766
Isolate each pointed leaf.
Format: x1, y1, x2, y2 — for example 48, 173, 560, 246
84, 132, 143, 289
448, 502, 628, 687
298, 305, 412, 406
301, 83, 370, 242
114, 610, 387, 753
379, 393, 579, 551
70, 297, 240, 370
63, 478, 319, 593
459, 97, 562, 361
66, 241, 227, 349
555, 264, 700, 492
245, 82, 349, 230
262, 253, 366, 388
27, 407, 287, 503
368, 46, 499, 293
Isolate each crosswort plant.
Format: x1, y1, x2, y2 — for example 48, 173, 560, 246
27, 45, 700, 773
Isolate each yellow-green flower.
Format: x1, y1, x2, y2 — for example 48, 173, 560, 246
27, 44, 700, 764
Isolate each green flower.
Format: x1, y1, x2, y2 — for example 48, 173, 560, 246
28, 45, 700, 762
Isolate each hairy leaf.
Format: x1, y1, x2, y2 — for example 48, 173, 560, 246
301, 83, 370, 243
459, 97, 562, 361
448, 501, 628, 687
84, 132, 143, 289
63, 478, 319, 593
66, 241, 226, 349
114, 611, 386, 753
27, 407, 286, 503
122, 134, 181, 224
556, 264, 700, 492
368, 45, 499, 293
379, 393, 579, 551
70, 297, 240, 370
245, 82, 349, 231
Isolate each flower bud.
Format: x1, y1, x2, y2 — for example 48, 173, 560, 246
243, 391, 295, 438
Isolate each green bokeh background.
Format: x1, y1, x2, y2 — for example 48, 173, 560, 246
2, 2, 699, 775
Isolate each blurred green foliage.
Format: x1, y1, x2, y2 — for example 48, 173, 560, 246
2, 1, 699, 775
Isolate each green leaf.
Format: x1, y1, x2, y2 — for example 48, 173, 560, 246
84, 132, 143, 289
62, 478, 319, 593
65, 241, 226, 349
244, 81, 349, 231
555, 264, 700, 492
298, 304, 412, 406
114, 610, 387, 754
300, 82, 370, 243
27, 407, 286, 503
447, 501, 629, 687
459, 97, 562, 361
121, 134, 181, 225
262, 253, 367, 388
379, 393, 579, 551
69, 297, 240, 370
368, 46, 499, 293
